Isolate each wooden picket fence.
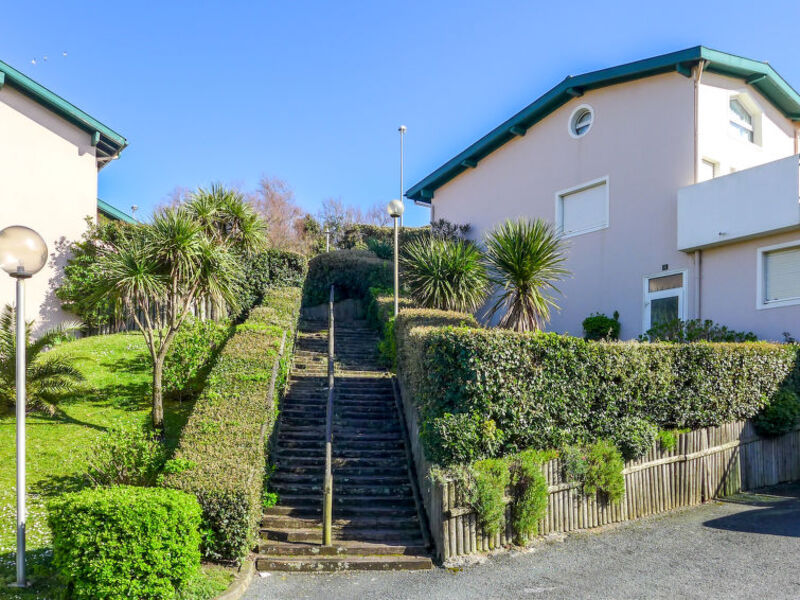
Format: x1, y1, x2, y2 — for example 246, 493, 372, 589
395, 380, 800, 561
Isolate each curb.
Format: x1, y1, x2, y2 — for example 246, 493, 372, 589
215, 557, 255, 600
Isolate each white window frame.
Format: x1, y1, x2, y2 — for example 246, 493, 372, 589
554, 176, 610, 239
698, 158, 718, 182
728, 94, 762, 146
642, 269, 688, 334
568, 104, 595, 139
756, 239, 800, 310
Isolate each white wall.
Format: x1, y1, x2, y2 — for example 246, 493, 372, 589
0, 85, 98, 332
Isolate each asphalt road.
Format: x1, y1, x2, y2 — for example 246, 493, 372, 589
244, 484, 800, 600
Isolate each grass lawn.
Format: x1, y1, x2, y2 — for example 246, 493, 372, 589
0, 332, 233, 599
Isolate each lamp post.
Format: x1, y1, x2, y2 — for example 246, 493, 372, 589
386, 200, 404, 316
398, 125, 406, 227
0, 225, 48, 588
324, 228, 331, 252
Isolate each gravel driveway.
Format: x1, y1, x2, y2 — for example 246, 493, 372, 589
243, 484, 800, 600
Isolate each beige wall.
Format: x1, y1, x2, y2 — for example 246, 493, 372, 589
0, 85, 98, 332
433, 72, 696, 338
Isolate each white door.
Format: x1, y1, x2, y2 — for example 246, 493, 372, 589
643, 271, 687, 332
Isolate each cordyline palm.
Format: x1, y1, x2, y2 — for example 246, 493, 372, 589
484, 219, 569, 332
0, 305, 83, 415
184, 184, 267, 255
93, 190, 264, 430
401, 238, 488, 312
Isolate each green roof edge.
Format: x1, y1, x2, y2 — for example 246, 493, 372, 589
407, 46, 800, 203
97, 199, 136, 224
0, 59, 127, 159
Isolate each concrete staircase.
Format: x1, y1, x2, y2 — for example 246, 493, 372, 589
257, 320, 432, 571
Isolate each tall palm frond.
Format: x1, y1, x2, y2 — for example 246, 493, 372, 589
483, 219, 569, 332
184, 184, 267, 254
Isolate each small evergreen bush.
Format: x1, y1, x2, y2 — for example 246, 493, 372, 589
561, 440, 625, 502
48, 486, 201, 600
641, 318, 757, 343
466, 458, 510, 540
582, 311, 621, 340
605, 415, 659, 460
236, 249, 308, 317
163, 318, 230, 400
366, 237, 393, 260
303, 250, 392, 306
85, 423, 167, 487
753, 388, 800, 437
510, 449, 552, 543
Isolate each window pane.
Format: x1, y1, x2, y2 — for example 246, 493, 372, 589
765, 246, 800, 302
560, 182, 607, 235
730, 99, 752, 125
651, 296, 679, 327
648, 273, 683, 292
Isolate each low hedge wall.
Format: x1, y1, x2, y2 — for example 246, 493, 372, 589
402, 325, 800, 465
164, 286, 301, 562
237, 249, 308, 317
303, 249, 391, 306
48, 486, 201, 600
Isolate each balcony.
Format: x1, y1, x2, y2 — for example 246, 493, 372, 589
677, 155, 800, 251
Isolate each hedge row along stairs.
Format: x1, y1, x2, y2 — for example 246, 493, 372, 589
258, 318, 432, 571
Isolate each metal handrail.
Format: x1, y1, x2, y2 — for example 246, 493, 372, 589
322, 285, 334, 546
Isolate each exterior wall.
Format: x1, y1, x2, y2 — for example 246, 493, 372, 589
0, 85, 98, 332
700, 229, 800, 342
432, 72, 696, 339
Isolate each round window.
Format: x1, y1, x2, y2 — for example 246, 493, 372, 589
569, 105, 594, 138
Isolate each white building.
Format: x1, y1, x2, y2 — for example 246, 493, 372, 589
407, 47, 800, 341
0, 59, 131, 332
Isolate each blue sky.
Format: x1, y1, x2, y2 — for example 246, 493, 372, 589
3, 1, 799, 226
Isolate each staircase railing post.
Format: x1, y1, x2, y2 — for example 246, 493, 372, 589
323, 285, 334, 546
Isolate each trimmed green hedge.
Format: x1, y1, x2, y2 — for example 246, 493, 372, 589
402, 326, 800, 464
164, 286, 301, 562
303, 249, 391, 306
48, 486, 201, 600
237, 249, 308, 317
339, 224, 430, 251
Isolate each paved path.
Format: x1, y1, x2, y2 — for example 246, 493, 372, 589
243, 484, 800, 600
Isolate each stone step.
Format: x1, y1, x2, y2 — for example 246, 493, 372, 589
255, 554, 432, 572
261, 527, 424, 544
270, 481, 412, 497
258, 541, 428, 557
264, 504, 418, 518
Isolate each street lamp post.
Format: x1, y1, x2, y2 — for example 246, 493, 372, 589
398, 125, 406, 227
386, 200, 404, 316
0, 225, 48, 588
324, 228, 331, 253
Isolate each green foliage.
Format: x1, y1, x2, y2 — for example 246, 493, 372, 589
561, 440, 625, 502
236, 249, 309, 317
0, 304, 83, 415
339, 220, 470, 251
401, 238, 488, 312
364, 287, 418, 367
466, 458, 510, 539
483, 218, 569, 332
604, 415, 659, 460
85, 422, 167, 487
164, 287, 301, 563
641, 318, 757, 343
753, 388, 800, 437
582, 311, 621, 341
47, 486, 202, 600
399, 324, 800, 465
510, 449, 551, 543
303, 249, 392, 306
164, 317, 231, 400
366, 237, 393, 260
656, 428, 689, 451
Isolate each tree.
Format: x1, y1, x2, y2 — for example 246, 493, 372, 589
93, 187, 265, 430
249, 177, 307, 251
0, 305, 83, 415
483, 218, 569, 332
364, 202, 392, 227
317, 197, 362, 248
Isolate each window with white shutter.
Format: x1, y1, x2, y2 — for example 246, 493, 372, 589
556, 178, 609, 238
757, 241, 800, 309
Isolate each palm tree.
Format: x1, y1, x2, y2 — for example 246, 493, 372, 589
0, 305, 83, 415
400, 238, 488, 312
93, 188, 264, 430
483, 218, 569, 332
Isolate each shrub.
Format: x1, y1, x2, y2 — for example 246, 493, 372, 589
366, 237, 393, 260
401, 326, 800, 465
401, 238, 488, 312
86, 423, 167, 487
48, 486, 201, 600
510, 449, 552, 543
236, 249, 308, 317
582, 311, 621, 341
164, 287, 301, 562
466, 458, 510, 539
753, 388, 800, 437
604, 415, 659, 460
303, 249, 392, 306
656, 428, 688, 451
163, 318, 231, 400
561, 440, 625, 502
641, 318, 757, 343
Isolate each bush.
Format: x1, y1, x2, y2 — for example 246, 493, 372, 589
641, 318, 757, 343
48, 486, 201, 600
510, 449, 551, 543
561, 440, 625, 502
582, 311, 621, 341
753, 388, 800, 437
164, 318, 231, 400
164, 287, 301, 562
604, 415, 659, 460
303, 249, 392, 306
366, 237, 393, 260
86, 423, 167, 487
400, 325, 800, 465
237, 249, 308, 317
401, 238, 488, 312
466, 458, 509, 539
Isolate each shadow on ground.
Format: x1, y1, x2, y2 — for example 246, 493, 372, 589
704, 483, 800, 538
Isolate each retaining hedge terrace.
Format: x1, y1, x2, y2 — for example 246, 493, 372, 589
399, 325, 800, 465
165, 286, 301, 563
303, 249, 391, 306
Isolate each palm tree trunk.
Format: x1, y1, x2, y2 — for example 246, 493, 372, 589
152, 358, 164, 431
